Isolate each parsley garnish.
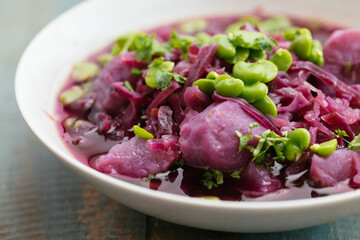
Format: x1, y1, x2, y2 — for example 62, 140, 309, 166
236, 123, 289, 166
133, 34, 155, 63
201, 170, 224, 190
348, 134, 360, 151
255, 37, 278, 52
131, 68, 143, 76
155, 71, 172, 90
142, 173, 156, 181
235, 122, 259, 152
230, 169, 242, 179
335, 129, 349, 138
170, 30, 195, 59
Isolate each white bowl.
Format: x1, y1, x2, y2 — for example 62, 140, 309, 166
15, 0, 360, 233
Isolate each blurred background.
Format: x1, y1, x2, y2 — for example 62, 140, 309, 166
0, 0, 359, 239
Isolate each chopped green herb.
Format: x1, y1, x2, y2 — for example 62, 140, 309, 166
112, 32, 169, 63
155, 70, 173, 90
230, 169, 242, 179
123, 81, 134, 92
335, 129, 349, 138
170, 30, 195, 59
236, 123, 290, 166
142, 173, 156, 181
348, 134, 360, 151
131, 68, 143, 76
235, 122, 259, 152
172, 73, 187, 84
175, 159, 185, 167
133, 33, 155, 62
345, 61, 351, 72
201, 170, 224, 190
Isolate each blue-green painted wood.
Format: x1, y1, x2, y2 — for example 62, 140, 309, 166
0, 0, 359, 239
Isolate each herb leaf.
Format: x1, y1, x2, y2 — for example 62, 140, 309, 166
142, 173, 155, 181
170, 30, 195, 59
348, 134, 360, 150
201, 170, 224, 190
335, 129, 349, 138
155, 71, 172, 90
235, 122, 259, 152
236, 123, 289, 167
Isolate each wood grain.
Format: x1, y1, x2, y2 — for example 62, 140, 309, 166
1, 0, 360, 239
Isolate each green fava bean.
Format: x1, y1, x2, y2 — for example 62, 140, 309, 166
258, 60, 278, 83
97, 54, 113, 67
59, 86, 89, 106
258, 16, 291, 35
310, 139, 337, 155
73, 62, 99, 82
239, 82, 268, 102
233, 61, 265, 85
248, 49, 267, 61
214, 74, 233, 86
251, 95, 277, 117
308, 40, 324, 67
215, 78, 244, 97
284, 128, 311, 161
287, 28, 313, 60
196, 32, 211, 45
270, 49, 293, 72
210, 34, 236, 59
206, 71, 219, 80
179, 20, 208, 34
192, 79, 215, 96
225, 47, 250, 64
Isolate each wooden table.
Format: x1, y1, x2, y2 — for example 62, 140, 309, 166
1, 0, 360, 239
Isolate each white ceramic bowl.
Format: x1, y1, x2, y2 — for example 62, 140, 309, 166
16, 0, 360, 233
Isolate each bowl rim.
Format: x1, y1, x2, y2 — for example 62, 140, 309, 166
15, 0, 360, 212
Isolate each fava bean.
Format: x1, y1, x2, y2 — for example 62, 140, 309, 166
270, 49, 292, 72
206, 71, 219, 80
73, 62, 99, 82
59, 86, 88, 105
97, 54, 113, 67
133, 125, 154, 140
308, 40, 324, 67
258, 60, 278, 83
258, 16, 291, 35
231, 30, 267, 50
210, 34, 236, 59
285, 28, 312, 60
215, 78, 244, 97
225, 47, 250, 64
239, 82, 268, 102
192, 79, 215, 96
179, 20, 208, 34
233, 61, 265, 85
310, 139, 337, 155
196, 32, 211, 45
248, 49, 267, 61
251, 95, 277, 117
284, 128, 311, 161
214, 74, 233, 86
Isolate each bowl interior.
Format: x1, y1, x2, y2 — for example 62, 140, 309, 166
15, 0, 360, 232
